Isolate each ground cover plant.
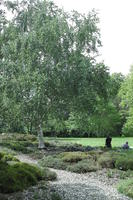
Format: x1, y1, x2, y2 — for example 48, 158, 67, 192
117, 179, 133, 198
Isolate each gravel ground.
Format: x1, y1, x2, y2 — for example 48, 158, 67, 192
15, 154, 132, 200
50, 168, 132, 200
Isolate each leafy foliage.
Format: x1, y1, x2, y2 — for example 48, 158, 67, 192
0, 0, 110, 137
119, 66, 133, 136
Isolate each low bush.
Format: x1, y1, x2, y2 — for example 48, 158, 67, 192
40, 149, 133, 174
67, 159, 100, 173
118, 179, 133, 198
61, 152, 89, 163
115, 157, 133, 170
0, 151, 57, 194
98, 153, 115, 168
0, 133, 37, 142
118, 170, 133, 179
13, 162, 42, 180
0, 162, 43, 193
9, 143, 32, 153
42, 168, 57, 181
2, 154, 19, 162
0, 152, 19, 162
0, 142, 34, 154
39, 156, 67, 170
44, 141, 56, 147
88, 150, 103, 161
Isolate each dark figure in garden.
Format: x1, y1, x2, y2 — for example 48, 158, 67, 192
122, 141, 129, 149
105, 135, 112, 148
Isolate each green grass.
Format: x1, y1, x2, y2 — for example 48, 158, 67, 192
44, 137, 133, 147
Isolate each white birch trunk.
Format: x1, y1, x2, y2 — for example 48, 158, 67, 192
38, 124, 45, 149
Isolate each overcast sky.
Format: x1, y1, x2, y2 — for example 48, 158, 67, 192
53, 0, 133, 75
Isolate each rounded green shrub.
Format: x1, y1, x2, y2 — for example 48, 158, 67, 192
67, 160, 100, 173
61, 152, 88, 163
115, 157, 133, 170
42, 168, 57, 180
0, 152, 19, 162
12, 163, 42, 180
98, 153, 115, 168
0, 162, 43, 193
40, 156, 67, 170
2, 154, 19, 162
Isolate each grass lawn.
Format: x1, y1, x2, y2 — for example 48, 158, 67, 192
44, 137, 133, 147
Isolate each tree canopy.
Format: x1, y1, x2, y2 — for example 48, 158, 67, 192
1, 0, 128, 139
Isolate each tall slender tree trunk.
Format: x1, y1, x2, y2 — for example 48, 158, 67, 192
38, 124, 45, 149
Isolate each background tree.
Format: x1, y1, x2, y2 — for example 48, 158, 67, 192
119, 66, 133, 136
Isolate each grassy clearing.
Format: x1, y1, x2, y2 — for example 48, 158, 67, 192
44, 137, 133, 147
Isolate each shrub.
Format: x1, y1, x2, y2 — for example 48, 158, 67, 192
118, 179, 133, 198
119, 170, 133, 179
61, 152, 89, 163
44, 141, 55, 147
88, 150, 103, 161
39, 156, 67, 170
0, 152, 19, 162
0, 133, 37, 142
98, 153, 115, 168
42, 168, 57, 181
0, 142, 34, 154
0, 160, 8, 170
12, 163, 42, 180
115, 157, 133, 170
2, 154, 19, 162
0, 161, 44, 193
67, 160, 100, 173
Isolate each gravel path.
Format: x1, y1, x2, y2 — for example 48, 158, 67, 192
16, 154, 132, 200
50, 168, 132, 200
